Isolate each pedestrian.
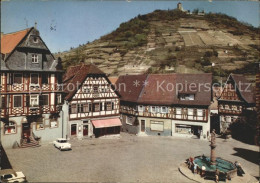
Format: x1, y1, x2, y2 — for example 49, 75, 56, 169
193, 163, 197, 174
215, 169, 219, 183
201, 166, 206, 177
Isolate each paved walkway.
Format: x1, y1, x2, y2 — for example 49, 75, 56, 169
5, 133, 259, 182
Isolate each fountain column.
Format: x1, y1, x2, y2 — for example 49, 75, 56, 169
210, 129, 217, 165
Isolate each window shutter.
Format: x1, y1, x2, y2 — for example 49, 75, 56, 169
100, 103, 102, 111
39, 95, 43, 106
104, 102, 107, 111
89, 103, 92, 112
55, 94, 58, 105
69, 105, 71, 114
0, 96, 6, 108
26, 95, 30, 107
10, 73, 13, 84
112, 102, 114, 110
77, 104, 81, 113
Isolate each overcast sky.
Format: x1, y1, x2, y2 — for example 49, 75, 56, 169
1, 0, 259, 53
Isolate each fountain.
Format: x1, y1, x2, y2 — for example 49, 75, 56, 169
192, 129, 237, 179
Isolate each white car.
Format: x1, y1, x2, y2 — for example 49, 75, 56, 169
0, 169, 26, 183
53, 138, 72, 151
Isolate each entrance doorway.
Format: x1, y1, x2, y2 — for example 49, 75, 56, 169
141, 120, 145, 132
71, 124, 77, 136
22, 123, 30, 138
83, 125, 88, 136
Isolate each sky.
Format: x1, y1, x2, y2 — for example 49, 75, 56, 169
1, 0, 259, 53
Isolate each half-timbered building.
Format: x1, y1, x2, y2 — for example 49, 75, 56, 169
0, 27, 64, 148
63, 63, 121, 139
116, 73, 212, 140
217, 74, 255, 133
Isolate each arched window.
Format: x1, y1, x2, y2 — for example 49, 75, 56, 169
4, 121, 16, 134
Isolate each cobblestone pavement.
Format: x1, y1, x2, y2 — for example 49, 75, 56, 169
6, 133, 259, 182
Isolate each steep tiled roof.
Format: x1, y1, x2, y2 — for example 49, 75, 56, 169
63, 63, 105, 100
1, 28, 31, 54
230, 74, 255, 104
115, 75, 148, 103
116, 73, 212, 106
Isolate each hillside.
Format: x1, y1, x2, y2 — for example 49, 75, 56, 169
55, 9, 260, 83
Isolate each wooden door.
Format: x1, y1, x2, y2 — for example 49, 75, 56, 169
71, 124, 77, 136
22, 123, 30, 138
141, 120, 145, 132
83, 125, 88, 136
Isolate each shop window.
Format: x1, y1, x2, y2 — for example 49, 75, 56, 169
150, 121, 163, 132
126, 116, 134, 125
36, 122, 44, 130
4, 122, 16, 134
175, 124, 191, 134
50, 114, 59, 128
50, 121, 58, 128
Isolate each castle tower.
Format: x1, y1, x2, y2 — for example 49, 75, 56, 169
177, 2, 183, 11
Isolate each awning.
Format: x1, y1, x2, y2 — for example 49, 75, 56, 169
92, 118, 122, 128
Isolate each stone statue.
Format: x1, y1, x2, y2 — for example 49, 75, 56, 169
210, 129, 217, 165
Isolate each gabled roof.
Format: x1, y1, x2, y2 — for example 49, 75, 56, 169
223, 74, 255, 104
63, 63, 106, 100
115, 74, 148, 103
1, 28, 32, 54
116, 73, 212, 106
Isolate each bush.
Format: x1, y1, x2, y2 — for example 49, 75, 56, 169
201, 57, 211, 66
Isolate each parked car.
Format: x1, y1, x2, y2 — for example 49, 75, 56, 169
0, 169, 27, 183
53, 138, 72, 151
